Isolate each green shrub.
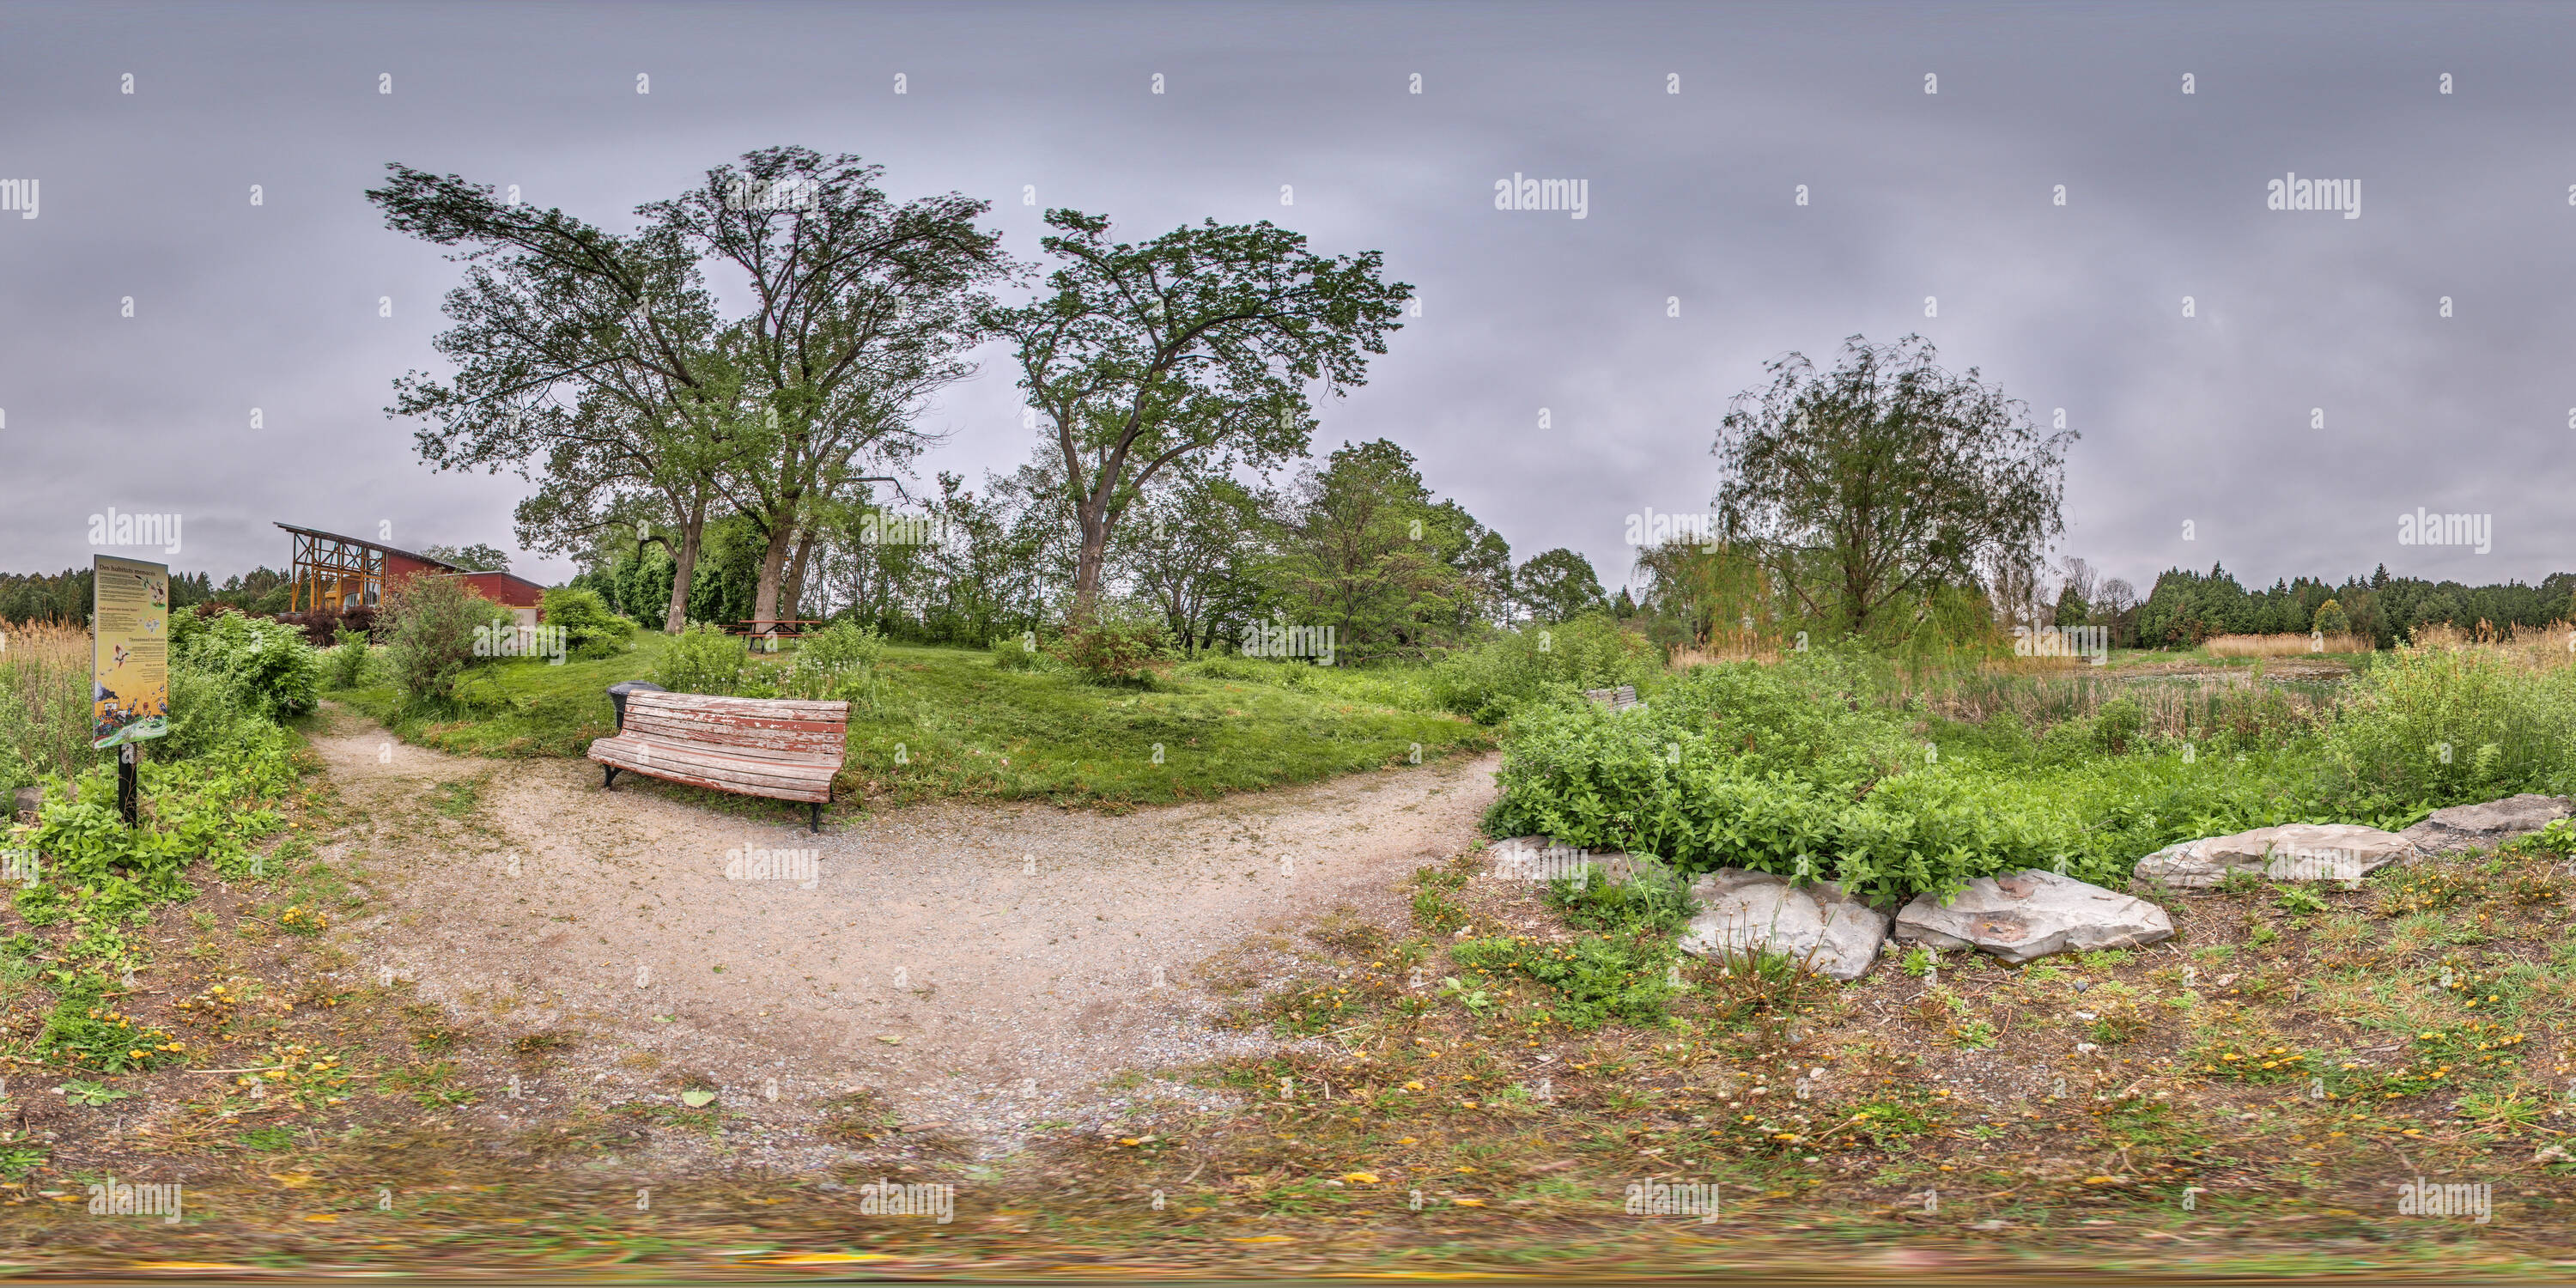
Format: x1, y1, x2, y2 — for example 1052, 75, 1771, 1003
325, 630, 370, 690
173, 611, 323, 721
1486, 650, 2318, 904
785, 621, 887, 709
1053, 608, 1171, 686
1429, 614, 1661, 723
990, 633, 1048, 672
162, 664, 259, 762
540, 586, 635, 660
381, 576, 507, 704
2095, 696, 2144, 754
656, 623, 750, 696
2324, 646, 2576, 813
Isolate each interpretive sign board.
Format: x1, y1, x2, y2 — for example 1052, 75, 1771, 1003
91, 555, 170, 750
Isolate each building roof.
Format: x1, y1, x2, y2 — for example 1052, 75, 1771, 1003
275, 522, 472, 572
276, 522, 552, 597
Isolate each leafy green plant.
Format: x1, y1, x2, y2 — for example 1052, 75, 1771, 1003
655, 623, 750, 696
175, 610, 325, 720
381, 574, 508, 704
1543, 869, 1695, 936
1054, 607, 1172, 686
2273, 883, 2329, 915
1449, 934, 1676, 1030
39, 975, 185, 1073
325, 632, 371, 689
785, 621, 887, 710
0, 1135, 46, 1180
989, 633, 1048, 672
539, 586, 635, 660
1427, 613, 1660, 724
61, 1079, 130, 1107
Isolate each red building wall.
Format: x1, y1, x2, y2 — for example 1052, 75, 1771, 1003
461, 572, 545, 610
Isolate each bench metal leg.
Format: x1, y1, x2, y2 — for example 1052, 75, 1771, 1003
602, 765, 620, 789
809, 801, 822, 834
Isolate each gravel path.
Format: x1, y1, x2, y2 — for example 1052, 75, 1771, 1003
311, 704, 1499, 1151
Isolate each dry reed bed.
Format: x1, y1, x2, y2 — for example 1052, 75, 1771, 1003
3, 619, 98, 784
2204, 632, 2372, 657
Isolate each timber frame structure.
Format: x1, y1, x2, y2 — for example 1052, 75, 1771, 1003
277, 523, 462, 615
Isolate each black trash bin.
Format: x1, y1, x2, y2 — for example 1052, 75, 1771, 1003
605, 681, 667, 732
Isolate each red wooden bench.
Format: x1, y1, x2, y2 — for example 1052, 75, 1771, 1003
587, 691, 849, 832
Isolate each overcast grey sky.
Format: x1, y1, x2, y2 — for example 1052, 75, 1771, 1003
5, 0, 2573, 598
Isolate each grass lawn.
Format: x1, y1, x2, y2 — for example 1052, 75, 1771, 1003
332, 635, 1494, 811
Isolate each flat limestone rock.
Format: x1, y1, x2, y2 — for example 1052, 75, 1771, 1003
1679, 869, 1888, 981
2134, 823, 2416, 888
1896, 870, 2172, 964
2399, 794, 2573, 854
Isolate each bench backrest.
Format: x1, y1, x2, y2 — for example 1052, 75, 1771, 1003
622, 691, 849, 758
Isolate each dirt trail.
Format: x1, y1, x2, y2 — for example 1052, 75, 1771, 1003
309, 705, 1498, 1148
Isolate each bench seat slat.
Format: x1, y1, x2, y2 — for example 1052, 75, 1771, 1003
609, 731, 841, 771
590, 734, 836, 802
620, 709, 847, 756
637, 693, 849, 718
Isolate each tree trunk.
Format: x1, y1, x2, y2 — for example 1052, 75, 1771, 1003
750, 517, 796, 646
781, 527, 819, 625
1068, 491, 1110, 623
664, 495, 708, 635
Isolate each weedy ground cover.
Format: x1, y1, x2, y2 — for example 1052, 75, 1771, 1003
336, 636, 1492, 811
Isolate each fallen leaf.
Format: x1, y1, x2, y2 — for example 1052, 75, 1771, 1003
268, 1173, 317, 1188
679, 1090, 716, 1108
1340, 1171, 1381, 1184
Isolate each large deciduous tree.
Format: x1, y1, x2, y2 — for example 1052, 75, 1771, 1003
367, 163, 740, 632
1511, 548, 1607, 623
647, 147, 1012, 638
1261, 440, 1504, 660
983, 210, 1411, 623
1713, 334, 2074, 634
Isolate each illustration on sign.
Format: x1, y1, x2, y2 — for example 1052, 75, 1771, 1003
92, 555, 170, 749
